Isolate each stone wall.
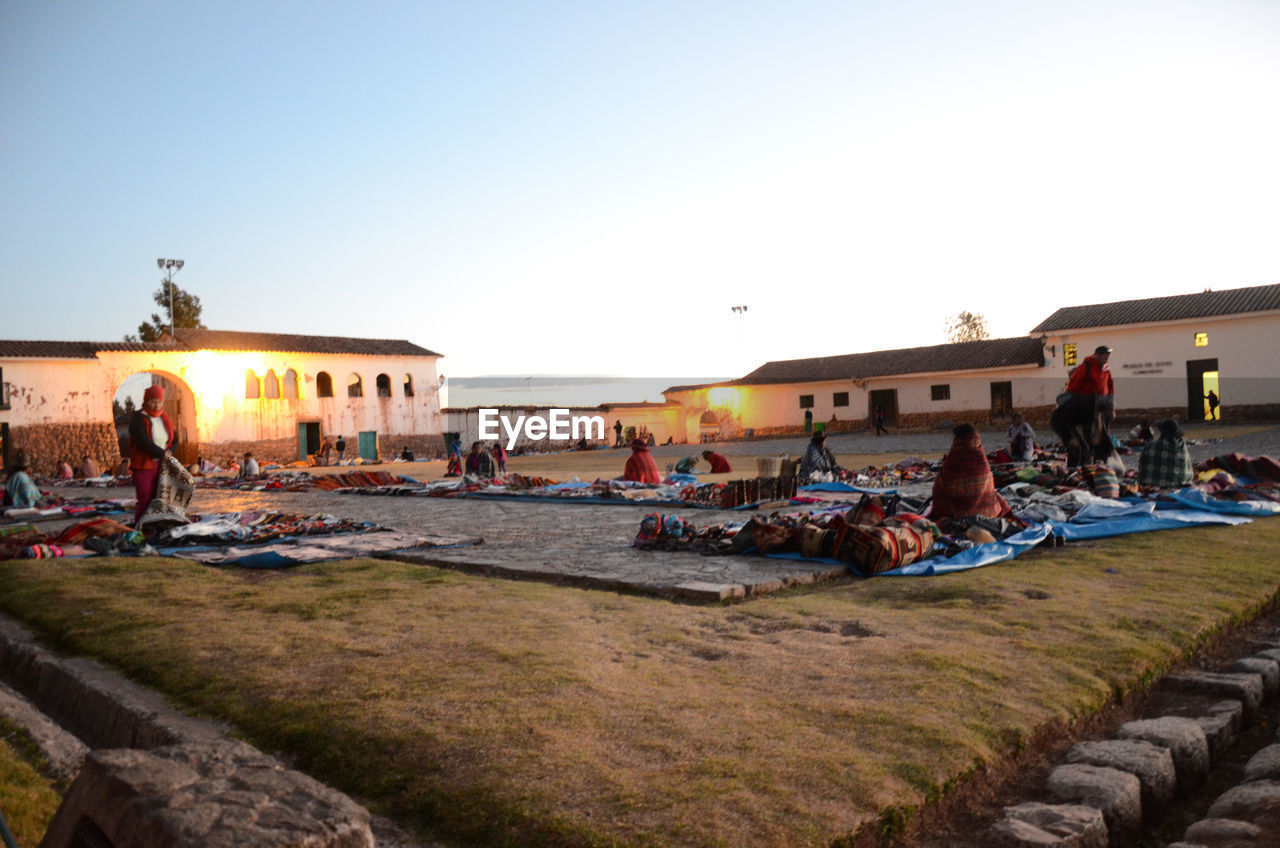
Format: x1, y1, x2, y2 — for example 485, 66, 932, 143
7, 422, 119, 476
198, 432, 446, 467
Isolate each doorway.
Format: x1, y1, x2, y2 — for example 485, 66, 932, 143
298, 422, 321, 460
868, 389, 898, 426
989, 381, 1013, 419
1187, 359, 1220, 421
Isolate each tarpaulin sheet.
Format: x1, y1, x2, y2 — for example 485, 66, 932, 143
798, 482, 899, 495
767, 506, 1255, 575
163, 530, 481, 568
1166, 488, 1280, 517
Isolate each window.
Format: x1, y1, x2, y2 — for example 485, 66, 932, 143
1063, 343, 1078, 367
833, 392, 849, 407
376, 373, 392, 398
283, 369, 298, 399
403, 374, 414, 397
264, 369, 281, 399
347, 373, 364, 398
1195, 332, 1208, 347
245, 370, 261, 399
316, 371, 333, 398
931, 384, 950, 401
798, 394, 814, 408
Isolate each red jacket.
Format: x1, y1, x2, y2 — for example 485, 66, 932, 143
128, 411, 175, 471
1066, 355, 1113, 396
624, 448, 662, 484
705, 452, 732, 473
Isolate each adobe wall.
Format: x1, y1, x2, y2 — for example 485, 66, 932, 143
6, 422, 119, 476
197, 432, 447, 468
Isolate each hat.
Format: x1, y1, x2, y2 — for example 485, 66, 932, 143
812, 430, 826, 441
629, 438, 648, 450
143, 385, 165, 402
1094, 345, 1113, 355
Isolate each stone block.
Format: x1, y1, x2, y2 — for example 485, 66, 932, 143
1196, 701, 1245, 765
39, 742, 374, 848
1159, 672, 1264, 722
1243, 744, 1280, 782
1255, 647, 1280, 664
990, 802, 1108, 847
1115, 716, 1211, 789
1207, 779, 1280, 833
0, 682, 87, 783
1046, 763, 1142, 836
1234, 657, 1280, 699
1184, 816, 1263, 845
1065, 738, 1175, 814
670, 581, 746, 601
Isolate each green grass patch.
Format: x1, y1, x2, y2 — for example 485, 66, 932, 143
0, 719, 62, 846
1, 519, 1279, 846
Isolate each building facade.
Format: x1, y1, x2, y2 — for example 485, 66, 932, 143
663, 284, 1280, 438
0, 329, 444, 474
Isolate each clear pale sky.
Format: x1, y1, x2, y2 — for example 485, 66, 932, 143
3, 1, 1277, 380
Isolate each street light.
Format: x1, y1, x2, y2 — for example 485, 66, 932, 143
156, 258, 185, 342
730, 305, 748, 375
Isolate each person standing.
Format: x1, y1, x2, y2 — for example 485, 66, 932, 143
1204, 390, 1220, 421
1006, 413, 1035, 462
335, 435, 346, 463
492, 442, 507, 473
320, 436, 334, 466
614, 419, 624, 447
128, 384, 176, 525
803, 408, 813, 434
873, 406, 888, 436
1052, 344, 1115, 467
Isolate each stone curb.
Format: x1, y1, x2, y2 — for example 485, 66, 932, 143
0, 613, 376, 847
991, 633, 1280, 847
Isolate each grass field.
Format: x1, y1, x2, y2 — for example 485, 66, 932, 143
0, 720, 62, 847
3, 514, 1279, 846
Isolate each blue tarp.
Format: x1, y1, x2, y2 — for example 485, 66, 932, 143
766, 503, 1258, 576
1166, 488, 1280, 517
798, 482, 899, 495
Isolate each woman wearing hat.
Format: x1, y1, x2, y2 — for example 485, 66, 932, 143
128, 384, 177, 524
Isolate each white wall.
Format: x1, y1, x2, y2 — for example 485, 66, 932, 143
1, 349, 444, 444
1041, 312, 1280, 412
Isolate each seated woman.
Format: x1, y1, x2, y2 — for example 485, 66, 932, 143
623, 439, 662, 484
929, 424, 1011, 520
1138, 419, 1193, 488
798, 431, 841, 481
4, 453, 48, 508
465, 441, 496, 478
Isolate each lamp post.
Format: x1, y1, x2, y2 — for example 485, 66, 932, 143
730, 305, 748, 375
156, 258, 185, 342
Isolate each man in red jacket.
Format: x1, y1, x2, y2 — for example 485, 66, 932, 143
1052, 345, 1115, 467
702, 450, 732, 473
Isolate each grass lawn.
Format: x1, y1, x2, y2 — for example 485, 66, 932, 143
0, 720, 62, 847
3, 515, 1280, 846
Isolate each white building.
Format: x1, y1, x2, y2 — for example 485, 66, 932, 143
663, 283, 1280, 439
0, 329, 444, 474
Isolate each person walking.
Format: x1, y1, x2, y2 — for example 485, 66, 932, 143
873, 406, 888, 436
335, 435, 346, 463
1204, 389, 1220, 421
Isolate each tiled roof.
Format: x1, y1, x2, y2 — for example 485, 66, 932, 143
171, 329, 440, 357
0, 340, 165, 359
0, 331, 441, 359
729, 337, 1045, 386
1031, 283, 1280, 333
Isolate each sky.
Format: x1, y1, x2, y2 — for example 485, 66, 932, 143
3, 0, 1278, 383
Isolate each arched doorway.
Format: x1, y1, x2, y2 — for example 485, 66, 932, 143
112, 370, 199, 466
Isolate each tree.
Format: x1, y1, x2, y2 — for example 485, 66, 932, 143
126, 281, 207, 342
112, 396, 135, 422
946, 311, 990, 343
